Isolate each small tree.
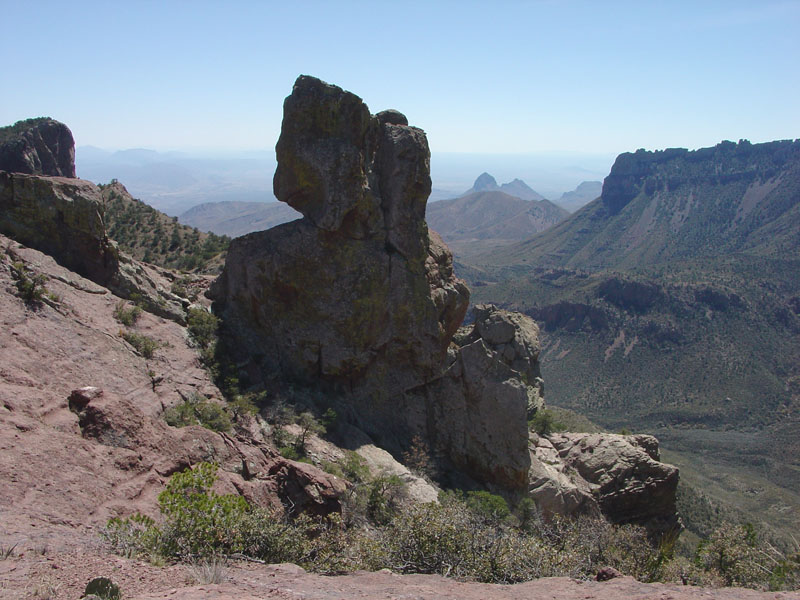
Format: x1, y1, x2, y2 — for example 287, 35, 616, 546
295, 412, 325, 452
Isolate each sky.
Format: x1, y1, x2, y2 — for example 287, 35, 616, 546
2, 0, 799, 160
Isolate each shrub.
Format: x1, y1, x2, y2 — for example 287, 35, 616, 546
295, 411, 325, 451
686, 523, 799, 590
464, 490, 511, 524
104, 462, 314, 563
121, 331, 161, 358
163, 393, 231, 432
187, 307, 219, 349
113, 300, 142, 326
529, 408, 565, 436
11, 262, 48, 305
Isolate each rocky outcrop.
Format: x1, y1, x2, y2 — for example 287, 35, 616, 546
530, 432, 680, 535
0, 172, 118, 283
68, 385, 345, 516
0, 118, 76, 177
420, 306, 543, 489
601, 139, 800, 216
211, 75, 679, 525
212, 77, 545, 490
0, 170, 185, 321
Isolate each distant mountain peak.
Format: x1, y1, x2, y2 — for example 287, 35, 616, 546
500, 178, 545, 201
462, 173, 545, 201
473, 172, 499, 191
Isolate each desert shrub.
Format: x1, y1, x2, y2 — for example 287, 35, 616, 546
104, 462, 315, 563
366, 475, 405, 525
279, 445, 301, 460
121, 331, 161, 358
187, 307, 219, 349
295, 411, 325, 451
340, 451, 370, 483
163, 393, 231, 432
529, 408, 566, 436
11, 262, 48, 304
683, 523, 800, 590
402, 435, 434, 477
228, 393, 259, 420
113, 300, 142, 326
464, 490, 511, 524
83, 577, 121, 600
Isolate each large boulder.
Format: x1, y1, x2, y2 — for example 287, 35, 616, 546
0, 118, 76, 177
0, 172, 119, 284
210, 76, 475, 463
0, 171, 185, 321
536, 432, 680, 535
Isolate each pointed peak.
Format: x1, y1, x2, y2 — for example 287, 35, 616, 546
473, 172, 499, 191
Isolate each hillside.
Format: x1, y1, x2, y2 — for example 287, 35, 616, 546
179, 200, 301, 237
464, 139, 800, 541
556, 180, 602, 212
490, 140, 800, 269
100, 180, 230, 271
426, 190, 568, 258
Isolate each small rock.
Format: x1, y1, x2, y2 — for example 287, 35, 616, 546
68, 387, 103, 413
595, 566, 622, 581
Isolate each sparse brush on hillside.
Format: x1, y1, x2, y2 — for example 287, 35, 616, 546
101, 462, 795, 589
99, 181, 229, 272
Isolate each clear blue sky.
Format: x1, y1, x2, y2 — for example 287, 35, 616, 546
2, 0, 798, 156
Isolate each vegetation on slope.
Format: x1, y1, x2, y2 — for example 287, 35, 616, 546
0, 117, 52, 143
104, 461, 800, 589
99, 180, 230, 272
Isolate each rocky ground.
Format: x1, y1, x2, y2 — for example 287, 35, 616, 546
1, 233, 796, 600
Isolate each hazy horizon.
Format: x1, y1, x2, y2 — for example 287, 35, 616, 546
3, 1, 797, 159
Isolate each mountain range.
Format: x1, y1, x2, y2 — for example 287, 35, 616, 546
462, 139, 800, 542
426, 187, 569, 258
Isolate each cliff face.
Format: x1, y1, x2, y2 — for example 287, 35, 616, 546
211, 76, 544, 489
210, 77, 680, 523
601, 139, 800, 217
0, 117, 76, 178
0, 123, 186, 322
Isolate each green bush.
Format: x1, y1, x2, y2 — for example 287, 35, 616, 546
113, 300, 142, 326
187, 307, 219, 349
104, 462, 315, 563
11, 262, 48, 304
528, 408, 566, 436
121, 331, 161, 358
684, 523, 800, 590
163, 393, 231, 432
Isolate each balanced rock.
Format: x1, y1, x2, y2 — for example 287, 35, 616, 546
0, 118, 76, 177
212, 77, 539, 488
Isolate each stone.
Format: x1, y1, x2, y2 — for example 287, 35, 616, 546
547, 432, 680, 535
0, 118, 76, 178
0, 172, 119, 285
210, 75, 474, 476
68, 387, 104, 413
0, 171, 185, 322
596, 566, 623, 581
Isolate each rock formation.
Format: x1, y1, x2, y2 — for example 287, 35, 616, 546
211, 76, 540, 489
0, 117, 76, 177
212, 75, 679, 527
529, 432, 679, 534
0, 123, 185, 321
